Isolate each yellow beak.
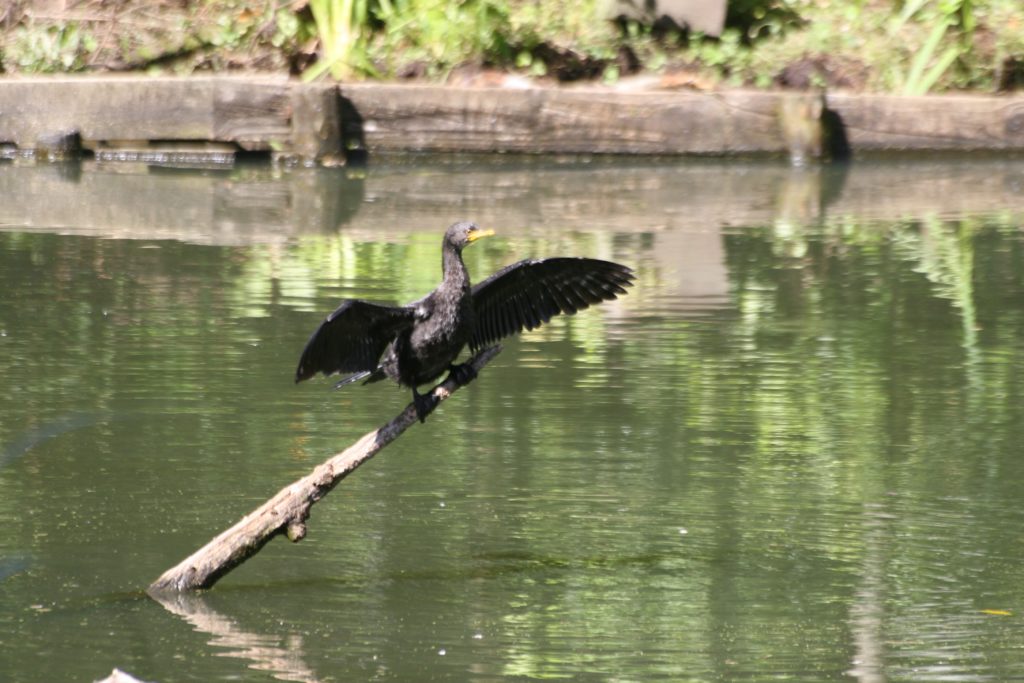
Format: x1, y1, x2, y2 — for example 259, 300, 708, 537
467, 228, 495, 243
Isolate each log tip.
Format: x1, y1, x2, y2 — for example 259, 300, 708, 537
286, 519, 307, 542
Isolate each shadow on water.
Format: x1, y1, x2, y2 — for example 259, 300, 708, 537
0, 554, 30, 582
0, 412, 120, 469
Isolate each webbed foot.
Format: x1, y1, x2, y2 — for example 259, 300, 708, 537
412, 389, 437, 423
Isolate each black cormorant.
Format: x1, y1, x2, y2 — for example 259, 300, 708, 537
295, 221, 634, 421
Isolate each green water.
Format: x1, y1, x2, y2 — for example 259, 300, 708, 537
1, 157, 1024, 682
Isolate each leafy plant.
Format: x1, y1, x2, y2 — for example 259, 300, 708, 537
900, 20, 959, 94
303, 0, 375, 80
893, 0, 975, 94
9, 22, 97, 72
374, 0, 512, 74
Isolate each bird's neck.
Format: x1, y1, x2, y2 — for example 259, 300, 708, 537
441, 246, 470, 293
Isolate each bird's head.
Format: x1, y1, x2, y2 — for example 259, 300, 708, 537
445, 221, 494, 251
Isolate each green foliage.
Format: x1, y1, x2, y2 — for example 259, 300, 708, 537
744, 0, 1021, 92
371, 0, 514, 76
8, 22, 97, 72
690, 29, 753, 85
301, 0, 517, 79
0, 0, 1020, 91
891, 0, 975, 94
302, 0, 374, 80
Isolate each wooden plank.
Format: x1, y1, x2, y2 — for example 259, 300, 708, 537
289, 82, 344, 164
0, 77, 216, 146
1, 77, 1023, 160
213, 78, 292, 150
827, 92, 1024, 151
340, 84, 1024, 156
0, 76, 292, 151
339, 84, 789, 155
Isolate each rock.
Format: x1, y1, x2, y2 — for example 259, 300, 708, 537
607, 0, 727, 36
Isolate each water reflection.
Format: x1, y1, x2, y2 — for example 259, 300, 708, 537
845, 496, 1024, 683
1, 158, 1024, 682
152, 592, 323, 683
0, 554, 30, 583
1, 412, 118, 469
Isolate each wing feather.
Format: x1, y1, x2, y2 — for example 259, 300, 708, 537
469, 257, 634, 351
295, 299, 415, 382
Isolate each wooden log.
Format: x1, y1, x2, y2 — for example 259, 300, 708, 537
2, 78, 1023, 160
337, 84, 1024, 156
290, 82, 345, 165
147, 346, 502, 593
826, 92, 1024, 152
338, 84, 787, 155
0, 76, 307, 159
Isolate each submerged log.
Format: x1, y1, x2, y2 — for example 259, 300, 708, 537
148, 346, 501, 593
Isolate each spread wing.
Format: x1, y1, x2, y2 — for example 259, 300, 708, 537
469, 257, 634, 351
295, 299, 416, 382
